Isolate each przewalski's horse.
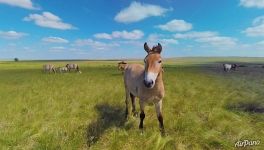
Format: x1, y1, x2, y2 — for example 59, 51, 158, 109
57, 67, 68, 73
223, 63, 237, 72
124, 42, 165, 135
118, 61, 127, 73
43, 64, 56, 73
66, 64, 81, 73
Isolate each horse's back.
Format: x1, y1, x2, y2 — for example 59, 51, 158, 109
68, 64, 78, 68
73, 64, 78, 68
124, 64, 144, 78
223, 64, 231, 69
43, 64, 53, 70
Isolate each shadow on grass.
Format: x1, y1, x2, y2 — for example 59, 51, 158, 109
86, 103, 127, 147
226, 101, 264, 113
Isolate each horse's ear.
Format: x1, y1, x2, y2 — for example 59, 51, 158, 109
144, 42, 151, 53
155, 43, 162, 53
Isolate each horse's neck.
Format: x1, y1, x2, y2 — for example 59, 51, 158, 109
156, 71, 163, 85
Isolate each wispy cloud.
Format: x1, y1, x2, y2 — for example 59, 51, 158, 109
174, 31, 237, 46
49, 46, 66, 52
147, 33, 178, 45
243, 15, 264, 36
114, 1, 170, 23
0, 0, 38, 10
94, 33, 112, 40
156, 19, 192, 32
161, 39, 178, 45
0, 30, 27, 39
42, 36, 69, 43
240, 0, 264, 8
195, 36, 237, 46
94, 30, 144, 40
256, 40, 264, 45
174, 31, 217, 39
23, 12, 76, 30
74, 39, 119, 50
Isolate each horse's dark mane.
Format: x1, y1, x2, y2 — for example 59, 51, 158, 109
150, 43, 162, 54
152, 45, 159, 49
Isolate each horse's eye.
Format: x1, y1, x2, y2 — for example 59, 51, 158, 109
158, 60, 162, 63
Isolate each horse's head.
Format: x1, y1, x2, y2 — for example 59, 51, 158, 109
66, 64, 69, 68
143, 42, 163, 89
232, 64, 238, 70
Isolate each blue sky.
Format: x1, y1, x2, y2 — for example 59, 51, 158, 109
0, 0, 264, 60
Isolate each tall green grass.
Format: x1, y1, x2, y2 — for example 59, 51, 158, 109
0, 59, 263, 149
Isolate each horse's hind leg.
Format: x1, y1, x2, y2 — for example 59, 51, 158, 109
125, 90, 130, 120
130, 93, 137, 117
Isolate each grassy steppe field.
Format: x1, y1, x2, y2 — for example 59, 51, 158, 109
0, 57, 263, 150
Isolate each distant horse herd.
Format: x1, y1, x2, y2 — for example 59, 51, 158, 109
43, 63, 81, 74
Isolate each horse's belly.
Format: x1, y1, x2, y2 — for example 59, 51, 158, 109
129, 86, 140, 97
140, 94, 162, 103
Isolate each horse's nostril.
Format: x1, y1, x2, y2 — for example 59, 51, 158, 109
144, 80, 149, 87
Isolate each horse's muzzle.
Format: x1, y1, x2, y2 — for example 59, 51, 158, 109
144, 79, 154, 88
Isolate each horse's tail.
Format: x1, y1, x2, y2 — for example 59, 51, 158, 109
76, 65, 82, 73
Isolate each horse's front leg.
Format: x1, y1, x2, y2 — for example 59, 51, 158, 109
155, 100, 165, 136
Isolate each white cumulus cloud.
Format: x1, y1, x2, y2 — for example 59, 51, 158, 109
156, 19, 192, 32
94, 33, 112, 40
94, 30, 144, 40
42, 36, 69, 43
114, 1, 170, 23
0, 0, 37, 9
240, 0, 264, 8
243, 15, 264, 36
112, 30, 144, 40
0, 30, 27, 39
23, 12, 76, 30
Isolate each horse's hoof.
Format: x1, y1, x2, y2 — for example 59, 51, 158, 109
160, 129, 166, 137
125, 115, 129, 121
140, 129, 144, 135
